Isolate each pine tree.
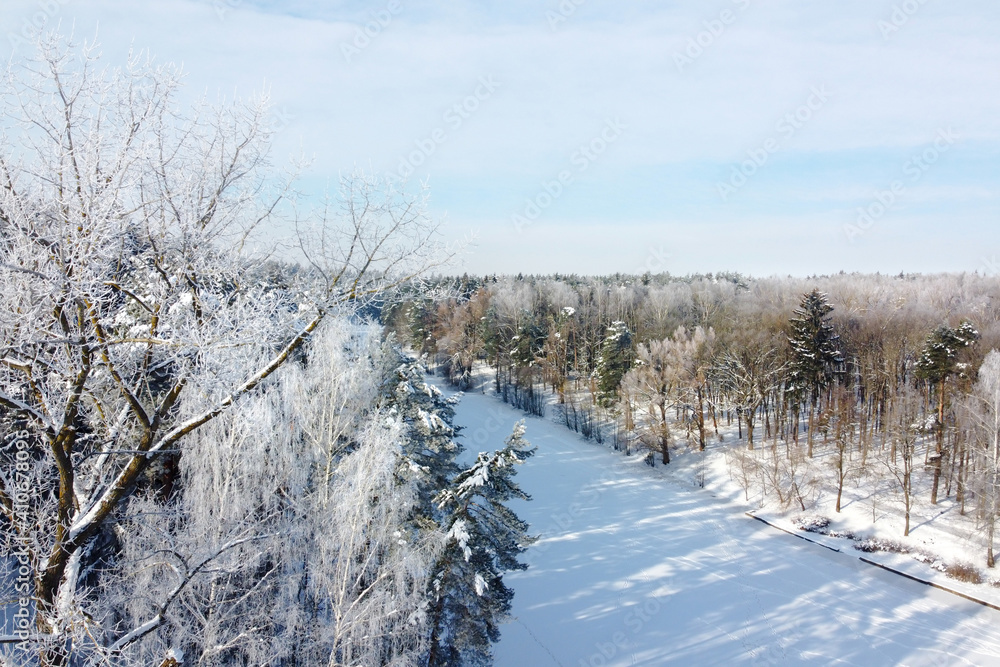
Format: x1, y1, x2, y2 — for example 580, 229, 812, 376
787, 290, 844, 455
593, 321, 636, 406
427, 422, 536, 666
915, 321, 979, 385
510, 319, 547, 372
915, 320, 979, 504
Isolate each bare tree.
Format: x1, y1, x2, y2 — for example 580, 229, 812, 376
880, 385, 924, 537
0, 35, 444, 664
620, 338, 677, 464
963, 350, 1000, 567
715, 344, 785, 450
828, 385, 858, 513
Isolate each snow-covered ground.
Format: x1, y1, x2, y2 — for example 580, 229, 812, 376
442, 385, 1000, 666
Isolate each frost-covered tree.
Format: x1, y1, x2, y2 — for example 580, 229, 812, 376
0, 35, 443, 665
619, 329, 715, 464
434, 289, 490, 390
427, 422, 535, 667
787, 290, 843, 455
964, 349, 1000, 566
388, 356, 464, 518
915, 320, 979, 504
879, 383, 926, 536
89, 322, 437, 666
619, 339, 675, 464
715, 344, 784, 450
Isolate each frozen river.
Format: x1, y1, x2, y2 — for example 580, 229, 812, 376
445, 388, 1000, 666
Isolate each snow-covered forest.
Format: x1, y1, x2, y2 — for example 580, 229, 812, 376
4, 28, 1000, 667
0, 37, 535, 666
388, 271, 1000, 573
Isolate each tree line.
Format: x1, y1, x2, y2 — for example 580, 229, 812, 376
0, 36, 532, 666
388, 271, 1000, 565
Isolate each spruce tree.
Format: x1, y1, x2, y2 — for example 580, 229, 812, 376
386, 356, 464, 518
594, 321, 636, 406
787, 290, 843, 455
427, 422, 536, 666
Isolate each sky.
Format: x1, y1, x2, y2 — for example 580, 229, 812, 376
2, 0, 998, 278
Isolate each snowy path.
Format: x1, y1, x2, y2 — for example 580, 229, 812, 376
447, 389, 1000, 666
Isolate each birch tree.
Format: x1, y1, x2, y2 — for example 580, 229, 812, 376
620, 339, 678, 464
965, 350, 1000, 567
0, 35, 443, 665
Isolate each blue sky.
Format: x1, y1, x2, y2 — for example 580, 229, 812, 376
2, 0, 998, 277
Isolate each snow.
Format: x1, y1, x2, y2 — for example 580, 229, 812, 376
475, 573, 489, 596
457, 456, 490, 493
449, 519, 473, 562
442, 386, 1000, 666
418, 409, 448, 433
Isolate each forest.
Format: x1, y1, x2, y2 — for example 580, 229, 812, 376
387, 270, 1000, 568
0, 36, 534, 666
4, 30, 1000, 667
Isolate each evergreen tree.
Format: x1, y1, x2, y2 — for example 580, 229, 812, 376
386, 356, 465, 518
407, 299, 439, 356
915, 320, 979, 503
787, 290, 843, 401
915, 321, 979, 385
511, 319, 547, 372
594, 321, 636, 406
427, 422, 536, 666
787, 290, 844, 455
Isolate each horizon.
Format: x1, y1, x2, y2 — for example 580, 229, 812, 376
423, 268, 999, 281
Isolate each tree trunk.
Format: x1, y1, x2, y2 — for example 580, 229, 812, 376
659, 401, 671, 465
746, 406, 756, 450
931, 379, 945, 505
988, 509, 996, 569
807, 400, 815, 458
696, 386, 706, 451
426, 575, 449, 667
903, 465, 912, 537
